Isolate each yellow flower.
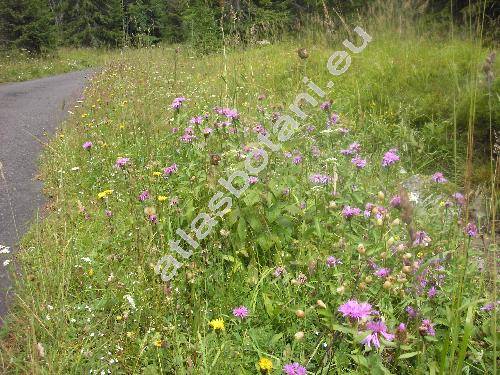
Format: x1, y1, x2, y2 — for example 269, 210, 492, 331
209, 318, 225, 331
158, 195, 168, 202
116, 315, 122, 321
153, 339, 163, 347
126, 331, 135, 338
87, 268, 94, 276
97, 189, 114, 199
153, 171, 162, 177
258, 357, 273, 373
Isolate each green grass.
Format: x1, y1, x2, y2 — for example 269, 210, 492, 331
0, 48, 120, 83
0, 26, 497, 375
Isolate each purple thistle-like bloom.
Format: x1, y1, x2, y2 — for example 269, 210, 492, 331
203, 127, 213, 135
406, 306, 418, 318
351, 156, 367, 169
138, 190, 150, 201
452, 192, 465, 205
214, 107, 239, 120
320, 101, 332, 111
190, 115, 204, 125
431, 172, 447, 183
465, 222, 478, 237
428, 286, 437, 298
413, 231, 431, 247
390, 195, 401, 208
340, 142, 361, 155
163, 163, 178, 177
292, 155, 302, 165
283, 362, 307, 375
309, 174, 331, 185
362, 321, 395, 348
338, 300, 373, 320
115, 157, 130, 168
330, 113, 339, 125
105, 209, 112, 218
171, 96, 186, 109
326, 256, 342, 267
480, 301, 499, 311
82, 141, 93, 150
382, 148, 400, 167
248, 176, 259, 185
375, 268, 390, 278
419, 319, 435, 336
342, 205, 361, 219
274, 266, 286, 277
232, 305, 249, 319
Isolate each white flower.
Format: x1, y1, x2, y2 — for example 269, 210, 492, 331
0, 245, 11, 254
409, 192, 419, 203
123, 294, 136, 310
81, 257, 92, 263
3, 260, 11, 267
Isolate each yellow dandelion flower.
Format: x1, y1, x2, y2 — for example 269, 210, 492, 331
258, 357, 273, 373
116, 315, 122, 321
126, 331, 135, 338
153, 171, 162, 177
87, 268, 94, 276
97, 189, 114, 199
158, 195, 168, 202
209, 318, 225, 331
153, 339, 163, 347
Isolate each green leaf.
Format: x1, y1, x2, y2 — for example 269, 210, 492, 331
398, 351, 421, 359
262, 293, 275, 317
237, 217, 247, 241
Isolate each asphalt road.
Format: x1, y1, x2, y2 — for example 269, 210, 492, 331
0, 70, 94, 321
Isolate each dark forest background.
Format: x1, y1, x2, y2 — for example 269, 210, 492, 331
0, 0, 498, 54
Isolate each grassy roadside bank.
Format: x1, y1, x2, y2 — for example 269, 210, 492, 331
0, 48, 120, 83
0, 28, 497, 374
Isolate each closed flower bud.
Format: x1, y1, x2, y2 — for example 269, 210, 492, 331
365, 275, 373, 283
376, 218, 383, 226
378, 191, 385, 200
383, 280, 392, 289
391, 218, 400, 226
336, 285, 345, 294
295, 309, 305, 318
402, 252, 412, 260
387, 237, 395, 247
294, 331, 305, 341
329, 201, 337, 209
357, 244, 366, 254
316, 300, 327, 309
380, 251, 387, 259
402, 265, 412, 273
359, 282, 367, 290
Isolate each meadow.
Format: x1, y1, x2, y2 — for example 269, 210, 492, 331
0, 12, 498, 375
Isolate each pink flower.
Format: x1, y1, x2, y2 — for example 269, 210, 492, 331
190, 115, 204, 125
452, 192, 465, 205
309, 174, 331, 185
320, 101, 332, 111
115, 157, 130, 168
362, 321, 395, 348
82, 141, 93, 150
163, 163, 178, 177
342, 205, 361, 219
171, 96, 186, 109
465, 222, 478, 237
283, 362, 306, 375
351, 156, 367, 169
341, 142, 361, 155
431, 172, 447, 183
419, 319, 435, 336
248, 176, 259, 185
413, 230, 431, 247
326, 256, 342, 267
232, 305, 249, 319
382, 149, 400, 167
138, 190, 150, 201
338, 300, 373, 320
375, 268, 390, 278
390, 195, 401, 208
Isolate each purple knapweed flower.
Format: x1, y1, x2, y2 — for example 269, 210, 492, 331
309, 174, 331, 185
82, 141, 93, 150
351, 156, 367, 169
362, 321, 395, 348
138, 190, 150, 202
203, 127, 213, 136
342, 205, 361, 219
274, 266, 286, 278
406, 306, 418, 318
326, 256, 342, 267
428, 286, 437, 298
338, 300, 372, 320
375, 268, 390, 278
248, 176, 259, 185
292, 155, 302, 165
465, 222, 478, 237
340, 142, 361, 155
283, 362, 306, 375
171, 96, 186, 110
452, 192, 465, 205
163, 163, 178, 177
320, 101, 332, 111
390, 195, 401, 208
382, 148, 400, 167
413, 231, 431, 247
115, 157, 130, 168
232, 306, 249, 319
190, 115, 204, 125
431, 172, 447, 183
419, 319, 435, 336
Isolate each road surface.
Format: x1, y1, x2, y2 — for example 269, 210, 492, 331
0, 70, 94, 321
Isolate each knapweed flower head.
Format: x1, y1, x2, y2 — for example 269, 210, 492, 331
375, 268, 390, 278
115, 157, 130, 168
274, 266, 286, 277
341, 142, 361, 155
419, 319, 435, 336
428, 286, 437, 298
138, 190, 150, 201
163, 163, 178, 177
452, 192, 465, 205
351, 156, 367, 169
362, 320, 395, 348
292, 154, 302, 164
232, 305, 249, 319
382, 148, 400, 167
465, 222, 478, 237
190, 115, 204, 125
480, 301, 499, 311
283, 362, 307, 375
214, 106, 239, 120
431, 172, 447, 183
171, 96, 186, 109
406, 306, 418, 318
413, 230, 431, 247
320, 100, 332, 111
329, 113, 339, 125
390, 195, 401, 208
209, 318, 225, 331
309, 173, 331, 185
326, 256, 342, 267
203, 127, 213, 136
342, 205, 361, 219
258, 357, 273, 373
338, 300, 373, 320
82, 141, 93, 150
248, 176, 259, 185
